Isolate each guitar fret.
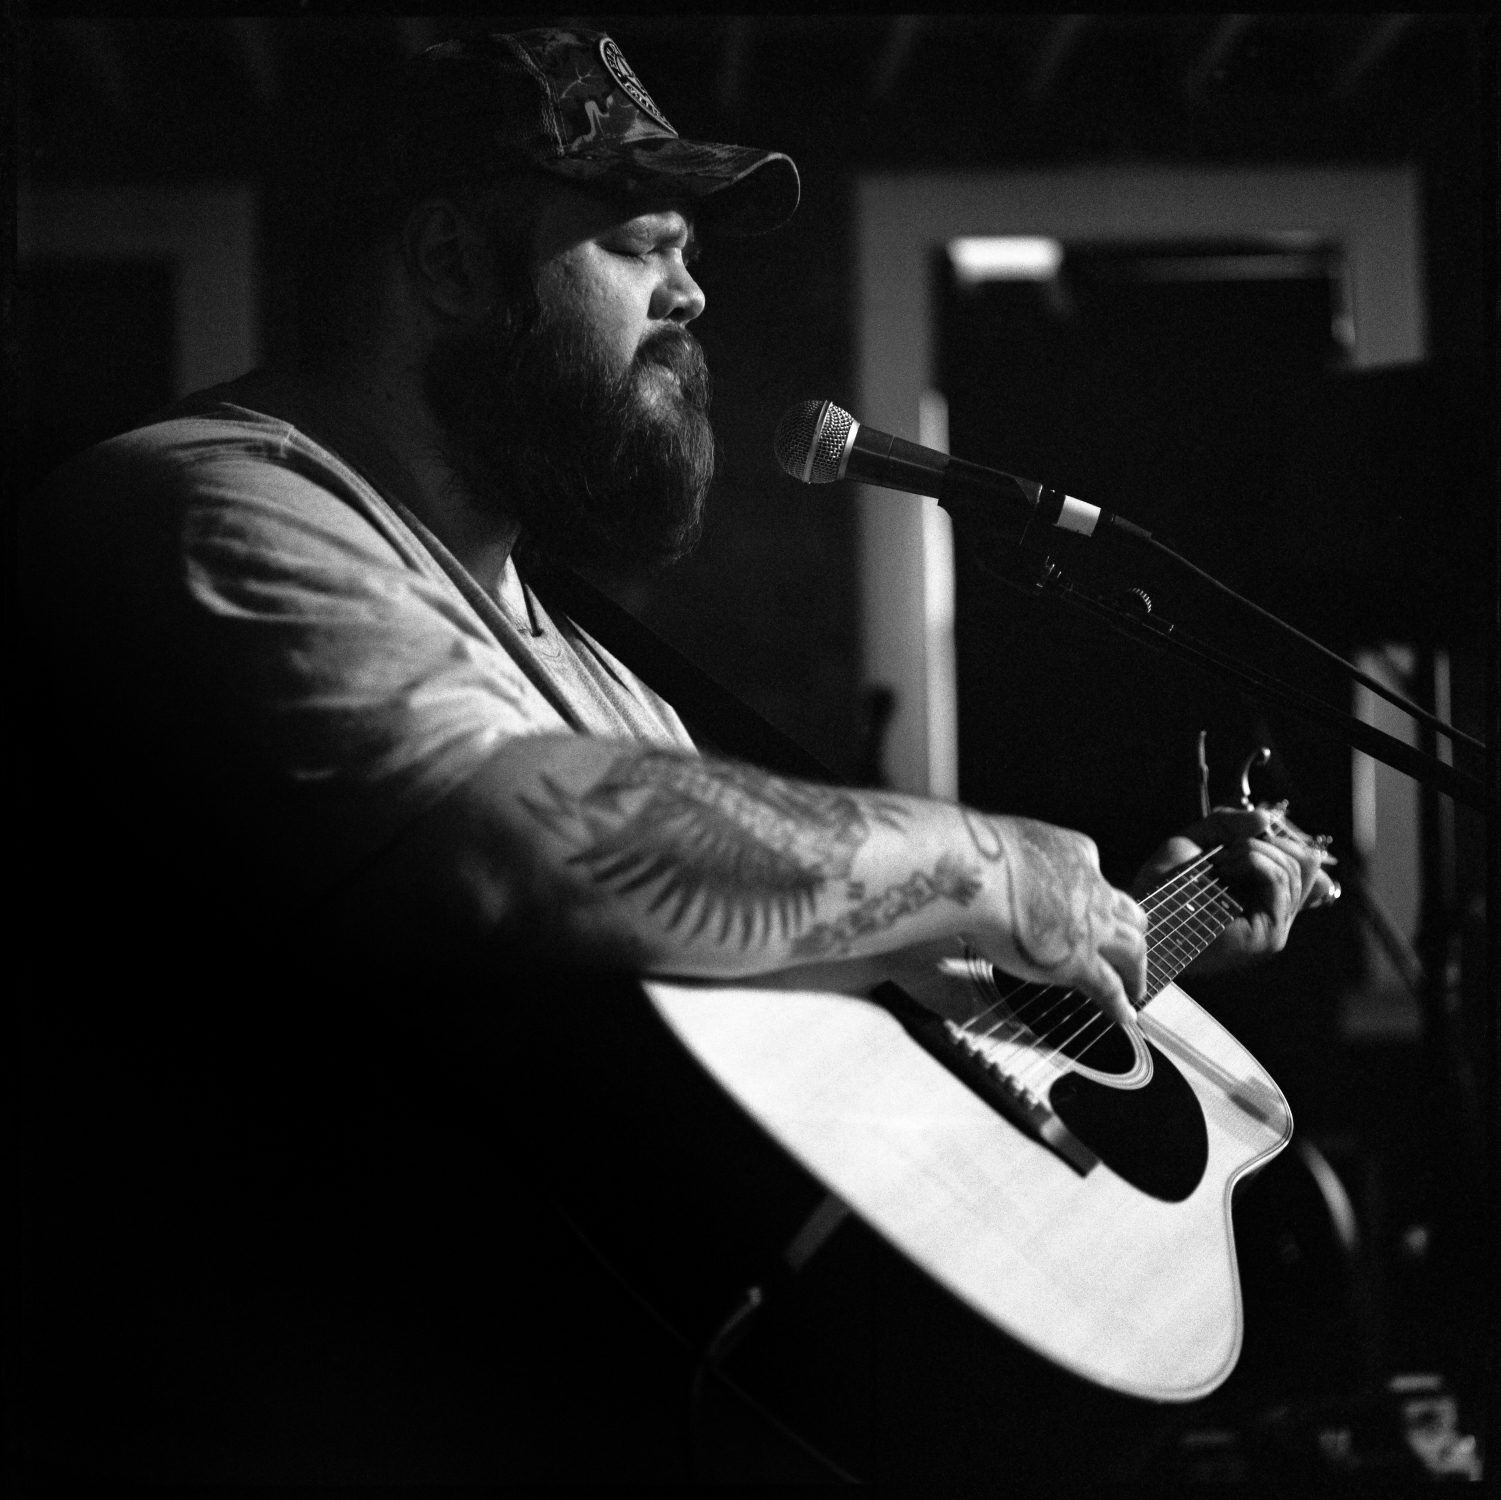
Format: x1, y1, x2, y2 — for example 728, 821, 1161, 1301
1145, 866, 1242, 996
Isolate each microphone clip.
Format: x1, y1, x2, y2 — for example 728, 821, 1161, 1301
1014, 486, 1073, 588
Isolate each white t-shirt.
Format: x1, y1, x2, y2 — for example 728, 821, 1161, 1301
20, 369, 694, 944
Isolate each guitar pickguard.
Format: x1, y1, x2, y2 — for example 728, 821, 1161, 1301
873, 974, 1210, 1201
1049, 1043, 1208, 1202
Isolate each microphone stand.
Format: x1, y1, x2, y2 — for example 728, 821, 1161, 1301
946, 502, 1495, 1296
939, 498, 1489, 816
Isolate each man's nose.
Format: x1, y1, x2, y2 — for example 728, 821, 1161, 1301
651, 262, 706, 324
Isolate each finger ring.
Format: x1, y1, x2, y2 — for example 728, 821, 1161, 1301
1311, 881, 1341, 909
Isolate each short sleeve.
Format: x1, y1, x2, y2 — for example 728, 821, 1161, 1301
22, 414, 573, 907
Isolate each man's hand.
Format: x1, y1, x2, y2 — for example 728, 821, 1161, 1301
1131, 807, 1335, 978
962, 812, 1149, 1030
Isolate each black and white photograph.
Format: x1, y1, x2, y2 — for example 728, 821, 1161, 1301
7, 12, 1495, 1486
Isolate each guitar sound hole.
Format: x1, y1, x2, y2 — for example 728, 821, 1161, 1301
996, 978, 1134, 1075
1049, 1042, 1208, 1202
1052, 1019, 1136, 1073
998, 981, 1135, 1074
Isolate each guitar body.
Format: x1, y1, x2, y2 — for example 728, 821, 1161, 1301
643, 946, 1292, 1403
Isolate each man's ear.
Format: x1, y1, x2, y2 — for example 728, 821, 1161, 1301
401, 199, 495, 320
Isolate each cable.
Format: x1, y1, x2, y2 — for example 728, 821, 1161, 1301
547, 1197, 860, 1485
687, 1284, 861, 1485
1145, 535, 1486, 754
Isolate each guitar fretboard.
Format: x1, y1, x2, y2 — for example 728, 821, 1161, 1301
1142, 856, 1242, 1006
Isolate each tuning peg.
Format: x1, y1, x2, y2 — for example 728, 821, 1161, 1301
1237, 746, 1273, 809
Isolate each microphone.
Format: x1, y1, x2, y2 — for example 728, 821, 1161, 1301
773, 400, 1151, 545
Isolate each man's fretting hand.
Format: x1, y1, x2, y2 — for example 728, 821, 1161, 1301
1131, 807, 1334, 978
961, 811, 1148, 1030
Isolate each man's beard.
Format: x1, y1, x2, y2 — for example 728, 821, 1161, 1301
421, 283, 715, 574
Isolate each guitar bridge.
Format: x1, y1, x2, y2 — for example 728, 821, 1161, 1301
873, 983, 1099, 1178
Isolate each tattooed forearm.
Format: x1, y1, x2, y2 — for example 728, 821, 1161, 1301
517, 749, 910, 950
961, 805, 1006, 861
789, 856, 983, 960
1004, 820, 1110, 971
964, 807, 1120, 973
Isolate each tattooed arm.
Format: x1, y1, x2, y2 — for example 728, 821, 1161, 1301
443, 734, 1148, 1025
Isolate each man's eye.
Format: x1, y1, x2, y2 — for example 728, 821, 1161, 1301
607, 239, 697, 268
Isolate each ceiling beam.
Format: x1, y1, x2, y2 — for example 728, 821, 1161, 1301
869, 16, 925, 102
1331, 14, 1417, 101
1182, 14, 1254, 102
1024, 15, 1088, 105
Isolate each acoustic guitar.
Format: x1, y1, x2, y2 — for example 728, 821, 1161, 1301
642, 806, 1329, 1404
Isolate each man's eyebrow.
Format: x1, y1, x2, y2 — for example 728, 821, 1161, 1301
633, 209, 696, 242
646, 215, 701, 262
614, 208, 700, 260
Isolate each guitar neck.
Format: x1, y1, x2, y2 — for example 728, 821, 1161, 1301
1142, 852, 1242, 1004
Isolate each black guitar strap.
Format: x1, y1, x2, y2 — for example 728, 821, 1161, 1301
523, 566, 866, 1457
525, 561, 840, 784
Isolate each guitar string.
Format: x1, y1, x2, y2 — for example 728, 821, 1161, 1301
954, 809, 1302, 1045
954, 851, 1222, 1037
1019, 881, 1241, 1085
947, 862, 1222, 1095
952, 853, 1228, 1080
955, 850, 1222, 1043
1011, 867, 1241, 1084
1012, 877, 1241, 1084
966, 854, 1238, 1090
955, 812, 1312, 1094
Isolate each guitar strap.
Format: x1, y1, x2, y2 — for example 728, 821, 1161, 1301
524, 560, 841, 783
525, 561, 856, 1308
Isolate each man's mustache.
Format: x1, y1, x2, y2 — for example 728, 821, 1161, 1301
634, 327, 711, 404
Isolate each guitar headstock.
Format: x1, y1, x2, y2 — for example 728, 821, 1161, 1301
1236, 745, 1341, 910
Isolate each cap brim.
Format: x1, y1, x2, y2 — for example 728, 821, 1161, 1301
541, 136, 800, 235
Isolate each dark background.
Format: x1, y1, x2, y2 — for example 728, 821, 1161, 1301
7, 10, 1496, 1486
11, 14, 1493, 775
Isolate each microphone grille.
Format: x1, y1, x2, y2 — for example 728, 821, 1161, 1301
774, 400, 856, 485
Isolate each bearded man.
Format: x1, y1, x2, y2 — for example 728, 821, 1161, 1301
15, 29, 1333, 1486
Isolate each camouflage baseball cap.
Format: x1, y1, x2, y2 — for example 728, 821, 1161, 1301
383, 29, 800, 234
